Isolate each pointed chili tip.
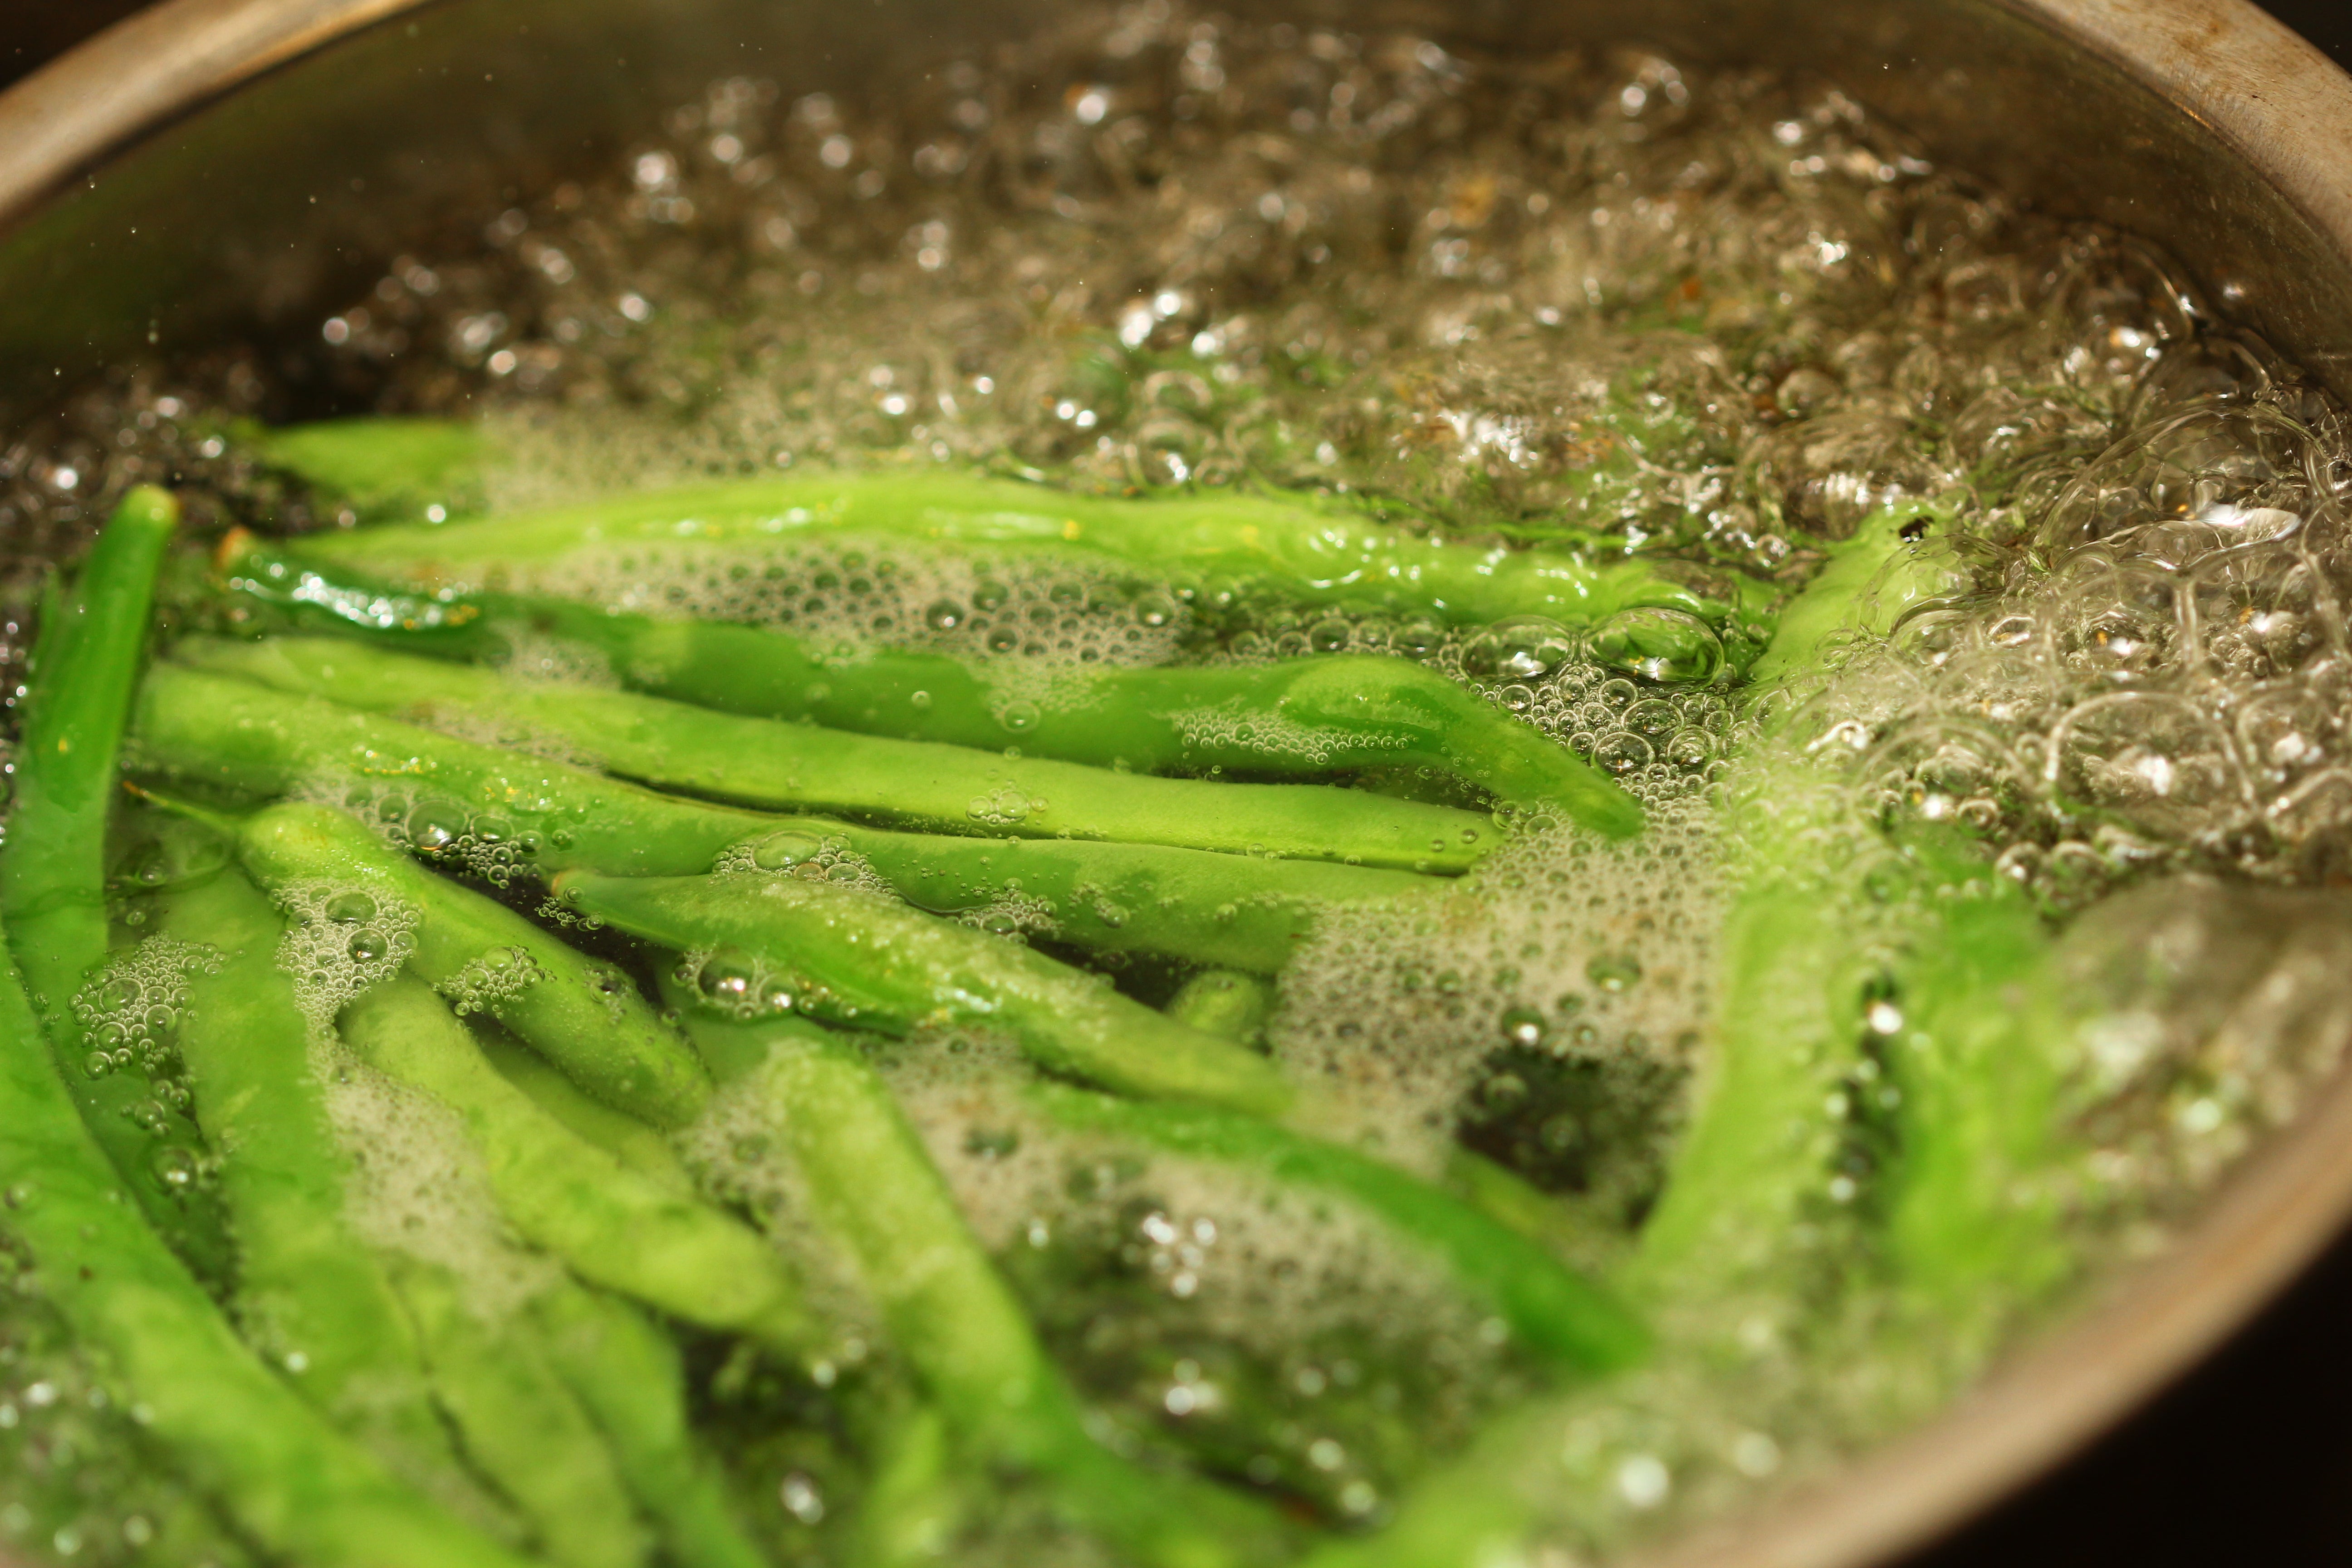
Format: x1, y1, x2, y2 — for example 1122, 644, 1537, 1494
214, 524, 260, 574
115, 484, 181, 534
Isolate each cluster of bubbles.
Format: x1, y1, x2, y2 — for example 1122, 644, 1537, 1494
528, 539, 1193, 686
70, 941, 213, 1196
241, 0, 2168, 612
873, 1051, 1528, 1527
1809, 370, 2352, 903
293, 777, 568, 890
270, 882, 419, 1034
1273, 821, 1715, 1191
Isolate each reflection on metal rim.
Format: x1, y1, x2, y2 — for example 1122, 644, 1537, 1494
0, 5, 2349, 1568
0, 0, 435, 228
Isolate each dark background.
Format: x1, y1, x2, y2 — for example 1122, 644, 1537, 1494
5, 1, 2352, 1564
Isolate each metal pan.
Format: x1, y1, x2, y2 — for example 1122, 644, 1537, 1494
1, 3, 2347, 1565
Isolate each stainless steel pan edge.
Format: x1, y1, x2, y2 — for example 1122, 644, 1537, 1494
1, 5, 2350, 1568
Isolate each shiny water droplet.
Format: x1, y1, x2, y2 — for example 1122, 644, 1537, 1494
753, 830, 827, 871
1586, 953, 1643, 992
1591, 606, 1725, 684
1499, 1006, 1548, 1048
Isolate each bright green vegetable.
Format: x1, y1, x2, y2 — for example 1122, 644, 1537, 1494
1164, 969, 1276, 1044
474, 1021, 701, 1199
130, 666, 1467, 972
253, 416, 490, 525
147, 852, 497, 1525
285, 468, 1776, 636
1023, 1080, 1648, 1373
1626, 500, 1974, 1313
679, 1006, 1294, 1568
555, 866, 1299, 1121
235, 799, 711, 1125
534, 1285, 774, 1568
131, 661, 779, 874
852, 1404, 967, 1568
1879, 865, 2072, 1363
732, 817, 1428, 975
1740, 497, 1967, 689
1313, 501, 1982, 1568
384, 1254, 652, 1568
177, 635, 1509, 870
216, 533, 1643, 834
0, 487, 229, 1269
0, 921, 532, 1568
338, 972, 818, 1355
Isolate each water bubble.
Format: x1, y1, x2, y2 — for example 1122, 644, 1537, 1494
753, 829, 828, 870
925, 598, 965, 630
149, 1146, 198, 1190
1586, 953, 1643, 992
1593, 732, 1653, 774
1592, 606, 1726, 686
1499, 1006, 1549, 1048
347, 928, 391, 963
1461, 615, 1579, 681
698, 949, 758, 1004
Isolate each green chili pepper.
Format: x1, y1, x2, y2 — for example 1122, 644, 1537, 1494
146, 847, 500, 1525
676, 1005, 1294, 1568
216, 532, 1642, 834
232, 800, 711, 1126
0, 930, 533, 1568
558, 866, 1298, 1121
176, 635, 1510, 870
338, 973, 819, 1356
0, 487, 230, 1271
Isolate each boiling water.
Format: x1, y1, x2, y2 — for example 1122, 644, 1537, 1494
6, 5, 2352, 1563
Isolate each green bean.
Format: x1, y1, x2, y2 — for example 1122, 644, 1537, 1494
676, 1005, 1293, 1568
179, 635, 1508, 871
132, 661, 776, 873
1310, 502, 1975, 1568
1022, 1080, 1648, 1374
131, 665, 1431, 969
147, 848, 498, 1525
555, 867, 1299, 1120
0, 487, 228, 1270
852, 1404, 966, 1568
287, 468, 1778, 639
1877, 848, 2072, 1364
474, 1021, 701, 1199
383, 1253, 651, 1568
534, 1284, 774, 1568
0, 921, 532, 1567
253, 415, 490, 525
1163, 969, 1276, 1046
338, 973, 820, 1356
217, 533, 1643, 835
1624, 499, 1971, 1309
1740, 496, 1966, 689
235, 799, 710, 1125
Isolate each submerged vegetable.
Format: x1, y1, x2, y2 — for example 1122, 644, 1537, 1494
0, 489, 230, 1270
556, 865, 1300, 1119
218, 530, 1646, 833
177, 634, 1516, 868
284, 469, 1776, 646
